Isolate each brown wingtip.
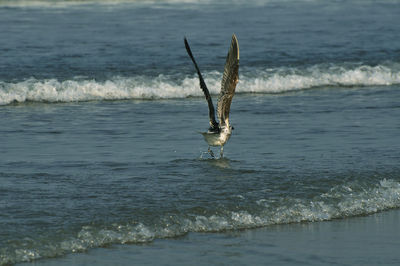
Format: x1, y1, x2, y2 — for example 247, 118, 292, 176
231, 34, 239, 60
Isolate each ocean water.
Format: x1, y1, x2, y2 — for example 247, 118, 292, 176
1, 0, 400, 265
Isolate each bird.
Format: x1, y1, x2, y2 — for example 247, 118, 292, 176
184, 34, 239, 158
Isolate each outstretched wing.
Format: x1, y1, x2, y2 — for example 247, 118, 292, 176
184, 37, 219, 130
217, 34, 239, 129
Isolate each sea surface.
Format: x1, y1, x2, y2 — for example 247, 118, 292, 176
1, 0, 400, 265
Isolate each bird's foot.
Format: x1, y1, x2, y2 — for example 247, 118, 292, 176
208, 147, 215, 158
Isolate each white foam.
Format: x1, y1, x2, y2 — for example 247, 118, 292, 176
0, 76, 201, 105
2, 178, 400, 265
1, 63, 399, 106
0, 0, 214, 8
239, 63, 400, 93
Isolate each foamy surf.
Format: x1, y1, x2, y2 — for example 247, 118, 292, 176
1, 178, 400, 265
0, 0, 215, 8
1, 63, 399, 106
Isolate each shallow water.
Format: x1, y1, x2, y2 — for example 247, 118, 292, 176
1, 0, 400, 264
21, 210, 400, 266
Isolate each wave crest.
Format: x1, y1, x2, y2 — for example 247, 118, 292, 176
2, 178, 400, 265
241, 64, 400, 93
1, 63, 400, 106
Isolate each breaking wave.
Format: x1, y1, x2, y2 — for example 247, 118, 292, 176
1, 63, 400, 106
0, 0, 215, 8
1, 178, 400, 265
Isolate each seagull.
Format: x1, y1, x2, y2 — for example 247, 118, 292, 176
184, 34, 239, 158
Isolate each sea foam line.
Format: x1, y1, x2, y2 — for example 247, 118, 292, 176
1, 178, 400, 265
0, 0, 214, 8
1, 63, 400, 106
241, 63, 400, 93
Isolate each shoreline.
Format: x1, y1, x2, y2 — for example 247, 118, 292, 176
23, 209, 400, 265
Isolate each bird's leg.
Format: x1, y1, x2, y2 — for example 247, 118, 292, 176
208, 146, 215, 158
220, 146, 224, 158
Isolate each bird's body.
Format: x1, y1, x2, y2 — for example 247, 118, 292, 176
201, 127, 232, 147
184, 34, 239, 157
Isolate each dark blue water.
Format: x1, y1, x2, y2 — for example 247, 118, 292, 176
1, 0, 400, 265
